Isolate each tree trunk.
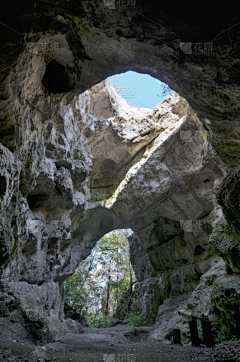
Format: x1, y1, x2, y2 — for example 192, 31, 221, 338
116, 252, 119, 307
128, 260, 133, 313
105, 269, 111, 316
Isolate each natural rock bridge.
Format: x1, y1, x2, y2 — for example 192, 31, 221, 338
0, 1, 240, 361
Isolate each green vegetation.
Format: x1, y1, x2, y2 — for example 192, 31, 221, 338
113, 284, 141, 321
165, 330, 173, 341
88, 189, 109, 202
11, 216, 17, 227
88, 173, 124, 202
19, 171, 29, 196
127, 312, 142, 335
209, 286, 240, 342
64, 230, 141, 328
210, 220, 240, 273
10, 238, 18, 256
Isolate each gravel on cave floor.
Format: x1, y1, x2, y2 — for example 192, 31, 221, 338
0, 327, 240, 362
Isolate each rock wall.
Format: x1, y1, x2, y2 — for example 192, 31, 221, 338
1, 77, 237, 344
131, 207, 240, 343
1, 3, 240, 342
0, 79, 196, 341
1, 2, 240, 169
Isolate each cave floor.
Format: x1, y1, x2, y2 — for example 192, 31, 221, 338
0, 325, 240, 362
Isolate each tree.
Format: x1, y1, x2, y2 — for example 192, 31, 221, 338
94, 230, 130, 316
161, 84, 174, 98
64, 248, 101, 317
64, 229, 136, 326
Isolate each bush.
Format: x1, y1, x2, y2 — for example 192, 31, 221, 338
86, 311, 111, 328
127, 312, 142, 335
113, 288, 141, 320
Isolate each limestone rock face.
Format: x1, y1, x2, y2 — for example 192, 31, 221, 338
185, 258, 240, 342
1, 3, 240, 171
150, 294, 191, 343
150, 259, 226, 343
0, 77, 237, 343
150, 256, 240, 344
0, 4, 240, 346
0, 79, 199, 341
209, 209, 240, 273
128, 228, 221, 323
212, 167, 240, 273
1, 2, 240, 345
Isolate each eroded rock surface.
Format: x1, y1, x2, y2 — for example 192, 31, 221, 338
1, 2, 240, 171
0, 76, 239, 346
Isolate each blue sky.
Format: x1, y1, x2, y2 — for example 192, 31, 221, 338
108, 71, 174, 109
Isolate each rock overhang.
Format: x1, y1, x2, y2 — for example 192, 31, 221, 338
0, 3, 240, 344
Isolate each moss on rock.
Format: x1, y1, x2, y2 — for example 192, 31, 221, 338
175, 237, 187, 259
19, 171, 30, 197
10, 238, 18, 257
209, 281, 240, 340
209, 215, 240, 273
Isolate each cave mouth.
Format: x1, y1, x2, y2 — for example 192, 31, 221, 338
87, 71, 175, 202
42, 60, 75, 94
108, 70, 174, 109
64, 229, 141, 328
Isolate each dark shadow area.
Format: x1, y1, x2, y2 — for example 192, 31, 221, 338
42, 61, 75, 94
26, 193, 49, 210
0, 175, 6, 197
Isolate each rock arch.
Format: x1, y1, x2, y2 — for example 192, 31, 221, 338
0, 2, 240, 343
